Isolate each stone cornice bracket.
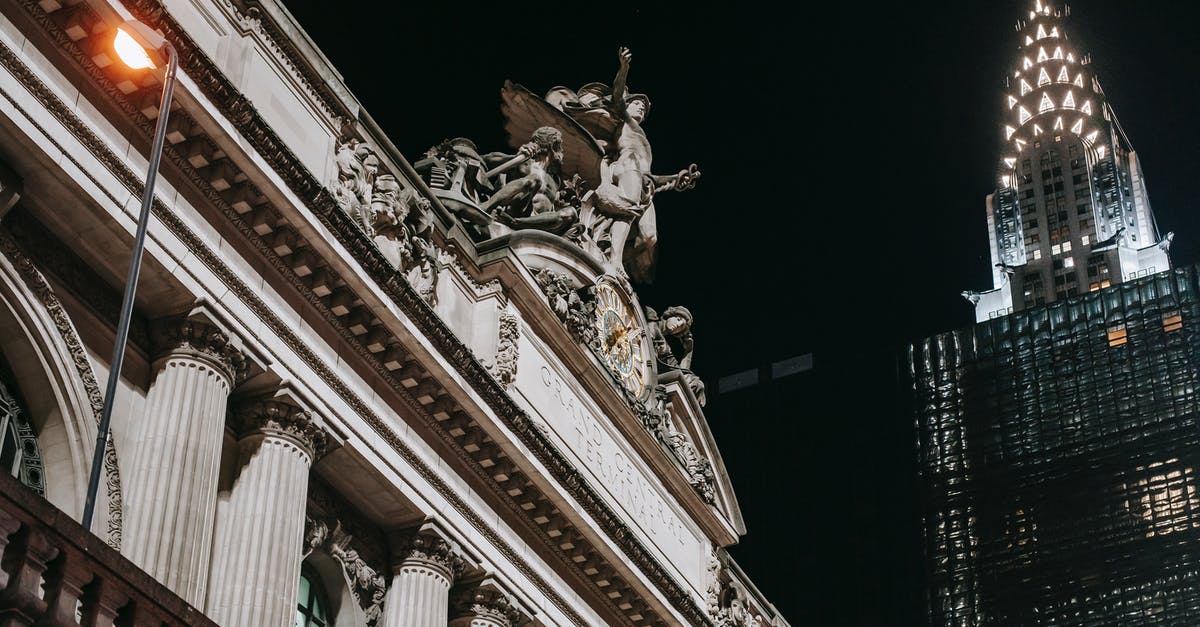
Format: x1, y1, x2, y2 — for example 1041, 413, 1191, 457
149, 304, 250, 384
230, 386, 329, 458
390, 522, 467, 582
449, 580, 528, 627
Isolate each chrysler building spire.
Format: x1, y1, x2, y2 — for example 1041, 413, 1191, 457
966, 2, 1170, 321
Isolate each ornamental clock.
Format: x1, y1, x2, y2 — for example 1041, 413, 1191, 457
594, 279, 650, 398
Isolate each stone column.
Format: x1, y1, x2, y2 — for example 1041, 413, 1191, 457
122, 309, 246, 605
449, 582, 525, 627
207, 392, 327, 627
380, 526, 465, 627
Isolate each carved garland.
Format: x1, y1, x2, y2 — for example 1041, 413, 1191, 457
6, 5, 712, 623
304, 515, 387, 626
0, 229, 123, 548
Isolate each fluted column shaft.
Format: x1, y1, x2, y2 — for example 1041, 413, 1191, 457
123, 315, 244, 606
381, 529, 464, 627
382, 561, 452, 627
206, 400, 322, 627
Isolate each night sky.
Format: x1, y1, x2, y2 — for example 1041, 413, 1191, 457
283, 1, 1200, 623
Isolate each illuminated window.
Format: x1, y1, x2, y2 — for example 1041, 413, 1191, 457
1026, 35, 1034, 45
296, 567, 333, 627
1024, 57, 1034, 70
1084, 130, 1099, 145
1018, 106, 1032, 124
1081, 100, 1092, 115
1057, 66, 1070, 83
1005, 126, 1017, 140
1062, 91, 1075, 109
1053, 117, 1064, 131
1038, 67, 1051, 87
1039, 93, 1054, 112
1033, 249, 1042, 260
1050, 26, 1059, 38
1037, 24, 1048, 40
1163, 311, 1183, 333
1020, 79, 1033, 95
1037, 47, 1048, 63
1053, 46, 1064, 60
1081, 234, 1090, 245
1074, 73, 1085, 88
1062, 241, 1072, 253
1070, 119, 1083, 135
1008, 95, 1019, 109
1126, 461, 1200, 538
1107, 325, 1127, 347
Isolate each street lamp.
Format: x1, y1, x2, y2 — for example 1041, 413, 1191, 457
81, 20, 178, 530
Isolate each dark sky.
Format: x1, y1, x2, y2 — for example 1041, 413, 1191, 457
283, 1, 1200, 623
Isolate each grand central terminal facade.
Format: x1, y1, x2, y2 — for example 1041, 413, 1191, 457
0, 0, 788, 625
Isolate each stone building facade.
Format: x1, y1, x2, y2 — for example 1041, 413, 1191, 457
0, 0, 787, 625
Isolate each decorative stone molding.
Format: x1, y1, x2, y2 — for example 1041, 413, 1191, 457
667, 426, 716, 505
231, 395, 328, 458
305, 516, 387, 626
529, 267, 596, 349
487, 309, 520, 388
392, 525, 467, 581
150, 309, 248, 383
0, 226, 123, 548
450, 582, 525, 627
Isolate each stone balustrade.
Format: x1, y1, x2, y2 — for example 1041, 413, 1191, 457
0, 471, 214, 626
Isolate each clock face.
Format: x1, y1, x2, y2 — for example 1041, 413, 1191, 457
594, 281, 648, 398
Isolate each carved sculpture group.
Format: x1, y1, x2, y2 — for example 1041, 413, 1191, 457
413, 47, 700, 283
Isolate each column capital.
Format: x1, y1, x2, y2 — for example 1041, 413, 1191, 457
150, 305, 248, 382
231, 390, 328, 458
449, 580, 526, 627
391, 522, 466, 581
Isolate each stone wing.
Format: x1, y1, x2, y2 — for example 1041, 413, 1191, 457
501, 80, 604, 188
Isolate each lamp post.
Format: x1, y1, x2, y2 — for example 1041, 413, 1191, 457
81, 20, 178, 530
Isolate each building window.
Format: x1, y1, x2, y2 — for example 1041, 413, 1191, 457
1107, 325, 1128, 347
1164, 311, 1183, 333
296, 567, 333, 627
0, 364, 44, 496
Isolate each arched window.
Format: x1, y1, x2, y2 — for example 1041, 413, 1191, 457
296, 565, 334, 627
0, 362, 44, 495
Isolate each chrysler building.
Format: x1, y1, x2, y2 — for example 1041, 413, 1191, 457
966, 1, 1171, 321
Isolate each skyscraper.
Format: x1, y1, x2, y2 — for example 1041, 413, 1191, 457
967, 1, 1171, 322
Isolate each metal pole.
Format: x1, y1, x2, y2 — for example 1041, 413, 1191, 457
82, 44, 177, 530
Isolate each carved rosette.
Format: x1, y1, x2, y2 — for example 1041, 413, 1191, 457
450, 585, 524, 627
150, 313, 248, 383
232, 398, 328, 458
393, 528, 467, 580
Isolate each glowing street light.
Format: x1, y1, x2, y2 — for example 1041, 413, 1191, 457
82, 20, 178, 530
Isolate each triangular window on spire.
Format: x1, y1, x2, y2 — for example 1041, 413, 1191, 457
1050, 27, 1059, 38
1067, 52, 1075, 63
1039, 92, 1054, 113
1070, 119, 1084, 135
1054, 116, 1064, 131
1038, 68, 1051, 87
1019, 106, 1032, 124
1008, 95, 1019, 109
1024, 57, 1034, 70
1063, 91, 1076, 109
1053, 47, 1064, 60
1004, 157, 1017, 169
1074, 73, 1085, 88
1015, 138, 1028, 152
1026, 35, 1034, 45
1081, 100, 1092, 115
1006, 125, 1017, 140
1037, 24, 1048, 40
1020, 79, 1033, 95
1058, 66, 1070, 83
1085, 130, 1099, 145
1033, 124, 1044, 136
1037, 47, 1049, 63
